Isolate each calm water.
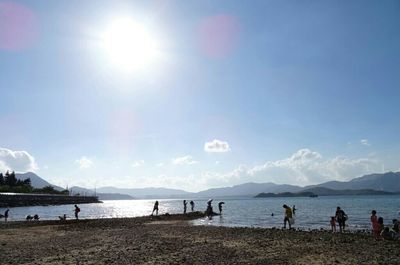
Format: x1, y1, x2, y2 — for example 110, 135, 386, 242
1, 196, 400, 230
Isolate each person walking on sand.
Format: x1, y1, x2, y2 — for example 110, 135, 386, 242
335, 207, 347, 233
152, 200, 159, 216
190, 200, 195, 212
183, 200, 188, 214
218, 202, 225, 214
74, 205, 80, 220
4, 209, 9, 222
371, 210, 381, 238
283, 204, 293, 229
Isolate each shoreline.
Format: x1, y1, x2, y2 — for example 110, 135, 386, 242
1, 213, 399, 264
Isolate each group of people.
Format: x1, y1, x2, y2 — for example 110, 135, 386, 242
25, 214, 40, 221
1, 205, 81, 222
370, 210, 400, 240
329, 207, 348, 233
151, 199, 225, 218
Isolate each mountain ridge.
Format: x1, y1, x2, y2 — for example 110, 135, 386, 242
12, 171, 400, 199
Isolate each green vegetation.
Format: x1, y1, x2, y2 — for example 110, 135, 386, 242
0, 171, 69, 195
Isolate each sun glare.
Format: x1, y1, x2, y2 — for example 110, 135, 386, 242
102, 18, 158, 72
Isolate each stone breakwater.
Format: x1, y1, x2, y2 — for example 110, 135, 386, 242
0, 193, 100, 207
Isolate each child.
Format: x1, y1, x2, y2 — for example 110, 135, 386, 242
370, 210, 381, 238
330, 216, 336, 232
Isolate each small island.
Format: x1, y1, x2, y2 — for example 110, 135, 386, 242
255, 187, 395, 198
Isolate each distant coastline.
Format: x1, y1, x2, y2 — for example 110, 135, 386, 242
255, 187, 396, 198
0, 193, 101, 207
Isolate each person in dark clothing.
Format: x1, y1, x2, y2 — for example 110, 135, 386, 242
152, 201, 159, 216
74, 205, 80, 220
183, 200, 188, 214
206, 199, 213, 219
190, 201, 195, 212
218, 202, 225, 214
4, 209, 9, 222
335, 207, 347, 232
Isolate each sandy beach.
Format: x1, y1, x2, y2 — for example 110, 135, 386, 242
0, 212, 399, 265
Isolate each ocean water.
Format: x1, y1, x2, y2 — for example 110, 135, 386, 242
1, 195, 400, 230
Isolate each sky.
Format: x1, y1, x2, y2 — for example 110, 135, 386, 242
1, 0, 400, 192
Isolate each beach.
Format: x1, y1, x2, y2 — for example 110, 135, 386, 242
0, 213, 399, 265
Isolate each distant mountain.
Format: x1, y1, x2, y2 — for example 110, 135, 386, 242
97, 186, 191, 199
16, 172, 63, 190
70, 186, 134, 200
307, 172, 400, 192
195, 182, 302, 197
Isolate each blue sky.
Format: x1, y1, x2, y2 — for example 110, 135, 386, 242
1, 0, 399, 191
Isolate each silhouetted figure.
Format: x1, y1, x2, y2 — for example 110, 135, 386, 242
283, 204, 293, 229
190, 201, 195, 212
292, 205, 296, 215
34, 214, 39, 221
206, 199, 213, 219
271, 213, 274, 217
26, 215, 33, 221
218, 202, 225, 214
4, 209, 9, 222
152, 200, 159, 216
74, 205, 80, 220
59, 214, 67, 221
183, 200, 188, 214
335, 207, 347, 233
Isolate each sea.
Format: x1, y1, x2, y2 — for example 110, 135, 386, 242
1, 195, 400, 231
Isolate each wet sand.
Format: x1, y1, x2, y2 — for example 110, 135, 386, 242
0, 212, 399, 265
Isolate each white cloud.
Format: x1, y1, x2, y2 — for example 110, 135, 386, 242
174, 149, 379, 190
75, 156, 93, 169
204, 139, 231, 153
156, 162, 164, 167
360, 139, 370, 146
215, 161, 221, 165
0, 147, 38, 173
132, 160, 145, 168
172, 155, 198, 165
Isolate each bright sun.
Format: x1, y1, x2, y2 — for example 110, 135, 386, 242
102, 18, 158, 72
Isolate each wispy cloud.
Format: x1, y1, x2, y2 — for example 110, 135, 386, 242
75, 156, 93, 169
204, 139, 231, 153
156, 162, 164, 167
132, 160, 145, 168
360, 139, 370, 146
0, 147, 38, 172
172, 155, 198, 165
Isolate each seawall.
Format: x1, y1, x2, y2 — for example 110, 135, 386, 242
0, 193, 101, 207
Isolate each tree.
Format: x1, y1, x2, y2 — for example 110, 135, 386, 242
0, 173, 4, 185
5, 171, 17, 186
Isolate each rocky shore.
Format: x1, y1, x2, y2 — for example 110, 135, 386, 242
0, 212, 399, 264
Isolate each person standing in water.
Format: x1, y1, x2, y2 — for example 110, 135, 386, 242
190, 201, 195, 212
183, 200, 188, 214
206, 199, 213, 219
283, 204, 293, 229
292, 205, 296, 215
152, 201, 159, 216
218, 202, 225, 214
4, 209, 9, 222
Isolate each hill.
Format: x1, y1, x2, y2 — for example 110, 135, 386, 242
307, 172, 400, 192
16, 172, 63, 190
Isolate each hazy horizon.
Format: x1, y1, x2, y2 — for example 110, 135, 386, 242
1, 1, 400, 192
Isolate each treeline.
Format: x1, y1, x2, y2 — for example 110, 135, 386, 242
0, 171, 68, 195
